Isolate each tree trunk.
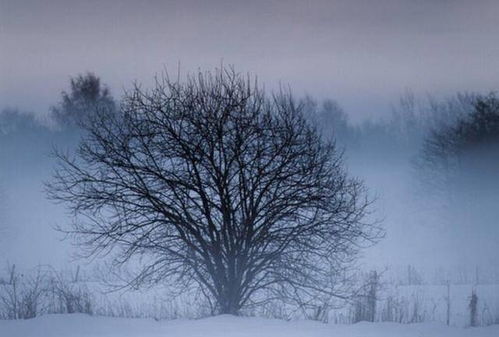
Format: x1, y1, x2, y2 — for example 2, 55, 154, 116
217, 278, 243, 315
218, 294, 241, 315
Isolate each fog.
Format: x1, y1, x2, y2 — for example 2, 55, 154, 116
1, 91, 498, 280
1, 0, 498, 331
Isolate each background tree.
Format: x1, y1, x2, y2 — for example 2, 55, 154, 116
48, 67, 380, 315
0, 108, 41, 135
415, 93, 499, 199
0, 108, 53, 243
301, 96, 353, 146
50, 72, 116, 129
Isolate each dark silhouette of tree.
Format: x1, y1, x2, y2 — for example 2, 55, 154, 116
415, 93, 499, 198
48, 67, 380, 315
0, 108, 41, 135
301, 96, 353, 145
50, 72, 116, 129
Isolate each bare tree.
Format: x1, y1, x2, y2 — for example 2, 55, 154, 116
50, 72, 116, 129
415, 93, 499, 199
48, 67, 380, 315
0, 108, 41, 135
301, 96, 352, 145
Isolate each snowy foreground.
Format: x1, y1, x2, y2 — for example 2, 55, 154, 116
0, 314, 498, 337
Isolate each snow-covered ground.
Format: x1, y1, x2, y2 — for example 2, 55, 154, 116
0, 314, 498, 337
2, 266, 499, 326
82, 281, 499, 326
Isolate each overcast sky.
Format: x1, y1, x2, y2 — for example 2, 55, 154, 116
1, 0, 499, 120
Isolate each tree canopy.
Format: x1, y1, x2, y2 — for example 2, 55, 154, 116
416, 93, 499, 198
50, 72, 116, 129
48, 67, 380, 315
